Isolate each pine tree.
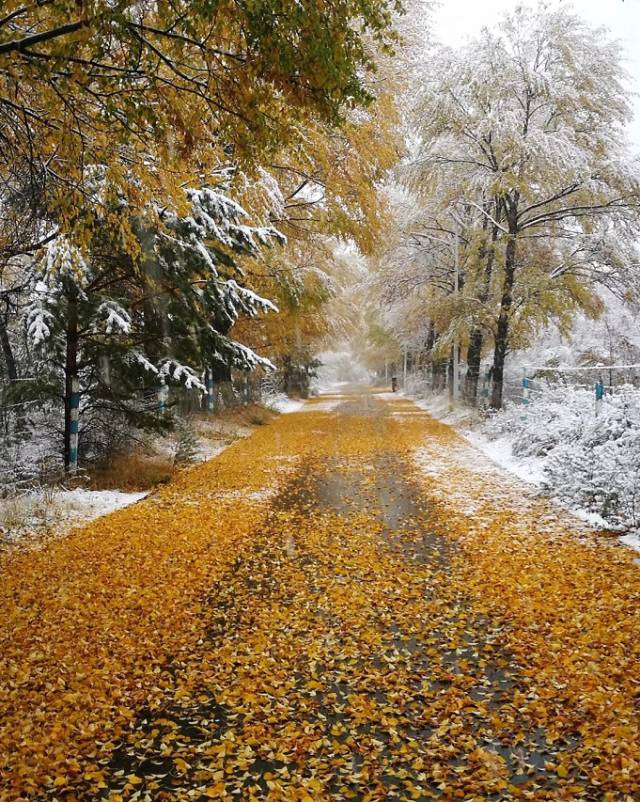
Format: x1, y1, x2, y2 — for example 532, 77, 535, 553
24, 176, 284, 470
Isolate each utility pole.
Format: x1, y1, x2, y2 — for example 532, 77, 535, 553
403, 345, 408, 388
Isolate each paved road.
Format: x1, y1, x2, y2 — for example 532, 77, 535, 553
89, 390, 587, 802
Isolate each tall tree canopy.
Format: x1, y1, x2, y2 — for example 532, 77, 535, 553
370, 3, 640, 407
0, 0, 401, 236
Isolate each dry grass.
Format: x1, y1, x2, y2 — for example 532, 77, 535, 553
194, 402, 278, 428
87, 453, 175, 492
0, 485, 60, 538
88, 404, 276, 492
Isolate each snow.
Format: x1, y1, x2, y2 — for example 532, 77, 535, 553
54, 488, 148, 520
192, 440, 232, 462
302, 398, 343, 412
406, 381, 640, 540
410, 393, 478, 428
464, 431, 546, 486
0, 488, 147, 545
265, 394, 306, 414
620, 533, 640, 554
96, 301, 131, 334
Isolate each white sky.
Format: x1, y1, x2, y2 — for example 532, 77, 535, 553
432, 0, 640, 147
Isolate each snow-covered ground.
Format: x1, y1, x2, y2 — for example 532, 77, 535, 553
264, 394, 306, 414
0, 488, 148, 547
402, 383, 640, 554
264, 385, 349, 414
408, 393, 547, 486
0, 411, 261, 549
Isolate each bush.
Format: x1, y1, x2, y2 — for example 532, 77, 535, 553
482, 384, 640, 530
88, 453, 175, 491
172, 416, 199, 466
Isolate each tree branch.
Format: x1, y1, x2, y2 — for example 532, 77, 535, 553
0, 19, 85, 56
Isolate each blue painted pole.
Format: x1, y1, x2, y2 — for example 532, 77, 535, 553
207, 369, 214, 412
68, 376, 80, 473
595, 377, 604, 416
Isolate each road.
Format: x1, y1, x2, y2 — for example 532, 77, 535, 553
2, 388, 640, 801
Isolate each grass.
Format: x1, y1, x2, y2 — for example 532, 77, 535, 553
88, 404, 277, 492
87, 453, 175, 492
194, 402, 278, 428
0, 484, 60, 538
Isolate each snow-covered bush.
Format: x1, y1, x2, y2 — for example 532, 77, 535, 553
405, 373, 432, 398
545, 393, 640, 529
482, 384, 640, 530
483, 384, 593, 459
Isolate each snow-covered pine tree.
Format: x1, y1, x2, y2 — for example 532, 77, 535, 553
149, 183, 284, 406
24, 177, 284, 471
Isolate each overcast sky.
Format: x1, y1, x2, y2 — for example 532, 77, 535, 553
432, 0, 640, 148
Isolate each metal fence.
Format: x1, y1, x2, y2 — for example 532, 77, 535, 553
402, 362, 640, 413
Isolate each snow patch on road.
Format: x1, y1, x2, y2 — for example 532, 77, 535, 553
215, 488, 279, 504
301, 399, 342, 412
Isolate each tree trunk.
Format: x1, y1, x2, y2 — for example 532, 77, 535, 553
490, 233, 517, 410
211, 359, 234, 408
0, 313, 17, 383
426, 320, 436, 353
0, 309, 23, 434
64, 290, 79, 470
465, 215, 500, 406
447, 349, 455, 402
465, 328, 483, 404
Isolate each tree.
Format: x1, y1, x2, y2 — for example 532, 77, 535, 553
0, 0, 402, 251
232, 78, 404, 394
0, 0, 407, 475
412, 4, 640, 407
25, 176, 283, 470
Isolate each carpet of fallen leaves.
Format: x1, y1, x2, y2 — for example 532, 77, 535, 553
2, 389, 640, 801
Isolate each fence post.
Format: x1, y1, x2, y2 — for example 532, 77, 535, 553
158, 379, 169, 414
595, 377, 604, 416
68, 376, 80, 473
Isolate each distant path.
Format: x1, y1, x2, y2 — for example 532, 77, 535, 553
2, 388, 639, 800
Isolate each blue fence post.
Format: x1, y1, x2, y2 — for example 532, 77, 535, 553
68, 376, 80, 473
522, 371, 530, 405
595, 377, 604, 416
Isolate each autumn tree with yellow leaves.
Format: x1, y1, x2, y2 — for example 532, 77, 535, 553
373, 4, 640, 408
0, 0, 404, 470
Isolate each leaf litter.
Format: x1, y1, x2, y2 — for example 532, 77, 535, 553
2, 390, 640, 801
